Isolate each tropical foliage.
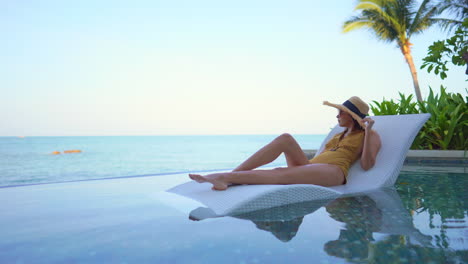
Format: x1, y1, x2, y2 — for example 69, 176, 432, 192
343, 0, 442, 102
432, 0, 468, 31
421, 17, 468, 79
370, 92, 418, 115
370, 87, 468, 150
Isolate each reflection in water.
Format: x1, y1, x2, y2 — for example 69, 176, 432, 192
234, 199, 332, 242
190, 199, 332, 242
190, 206, 305, 242
323, 190, 435, 262
324, 196, 382, 260
189, 185, 466, 262
189, 189, 432, 246
252, 218, 303, 242
397, 169, 467, 250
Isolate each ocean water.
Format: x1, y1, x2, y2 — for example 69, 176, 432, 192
0, 135, 325, 187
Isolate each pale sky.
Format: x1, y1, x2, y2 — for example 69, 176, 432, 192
2, 0, 466, 136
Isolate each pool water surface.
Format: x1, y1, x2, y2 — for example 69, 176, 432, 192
0, 165, 466, 263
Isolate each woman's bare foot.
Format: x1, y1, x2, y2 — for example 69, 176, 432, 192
189, 173, 229, 190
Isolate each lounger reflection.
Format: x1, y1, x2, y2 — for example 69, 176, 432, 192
188, 188, 432, 246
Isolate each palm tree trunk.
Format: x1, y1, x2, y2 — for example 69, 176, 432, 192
401, 44, 423, 102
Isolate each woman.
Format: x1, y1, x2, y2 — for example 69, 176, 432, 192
189, 96, 381, 190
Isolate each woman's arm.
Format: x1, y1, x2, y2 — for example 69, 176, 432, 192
360, 117, 381, 170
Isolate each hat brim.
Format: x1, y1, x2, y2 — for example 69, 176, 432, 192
323, 101, 366, 128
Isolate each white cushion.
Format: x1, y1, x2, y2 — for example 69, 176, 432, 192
329, 113, 430, 194
168, 114, 430, 215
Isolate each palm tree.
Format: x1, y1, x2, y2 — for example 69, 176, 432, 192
343, 0, 441, 102
434, 0, 468, 31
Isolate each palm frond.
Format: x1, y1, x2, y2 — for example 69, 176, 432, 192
355, 0, 395, 9
342, 0, 461, 47
431, 0, 468, 31
408, 0, 432, 35
392, 0, 414, 34
363, 9, 400, 41
408, 6, 439, 37
343, 16, 373, 33
355, 1, 401, 30
345, 0, 403, 42
432, 17, 465, 32
438, 0, 468, 20
354, 2, 383, 12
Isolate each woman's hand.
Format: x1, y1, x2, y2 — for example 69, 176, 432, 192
362, 117, 375, 131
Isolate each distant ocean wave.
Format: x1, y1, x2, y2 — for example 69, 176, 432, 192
0, 135, 325, 187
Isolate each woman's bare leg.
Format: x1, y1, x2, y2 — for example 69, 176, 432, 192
189, 164, 344, 190
232, 133, 309, 172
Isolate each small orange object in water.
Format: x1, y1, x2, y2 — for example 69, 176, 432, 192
51, 151, 61, 155
64, 150, 82, 154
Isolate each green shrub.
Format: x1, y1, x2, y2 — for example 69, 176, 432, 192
370, 86, 468, 150
370, 92, 418, 115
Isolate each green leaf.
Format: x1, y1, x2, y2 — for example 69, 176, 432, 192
427, 64, 434, 73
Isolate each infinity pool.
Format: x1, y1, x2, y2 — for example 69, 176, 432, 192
0, 164, 466, 263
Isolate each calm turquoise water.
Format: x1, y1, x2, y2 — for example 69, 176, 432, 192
0, 135, 325, 187
0, 136, 466, 263
0, 135, 468, 264
0, 166, 466, 263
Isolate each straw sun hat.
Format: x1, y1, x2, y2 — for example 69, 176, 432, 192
323, 96, 369, 127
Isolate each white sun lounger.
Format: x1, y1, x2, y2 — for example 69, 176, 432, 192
168, 113, 430, 216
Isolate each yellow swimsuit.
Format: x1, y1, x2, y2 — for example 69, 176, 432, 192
309, 130, 365, 179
